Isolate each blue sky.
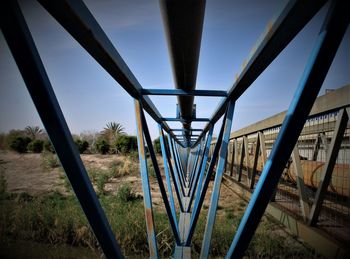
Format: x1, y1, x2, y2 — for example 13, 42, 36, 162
0, 0, 349, 140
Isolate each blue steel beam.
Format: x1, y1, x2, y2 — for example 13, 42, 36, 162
174, 134, 201, 137
167, 134, 185, 212
173, 141, 187, 189
139, 103, 182, 245
186, 128, 214, 213
227, 1, 350, 257
134, 100, 159, 258
168, 137, 186, 198
142, 89, 227, 97
185, 104, 230, 245
37, 0, 184, 147
177, 144, 190, 187
0, 1, 123, 258
158, 125, 178, 228
192, 0, 327, 147
172, 129, 203, 132
162, 118, 210, 122
201, 100, 235, 257
188, 145, 201, 191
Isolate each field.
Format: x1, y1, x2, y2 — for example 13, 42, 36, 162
0, 150, 320, 258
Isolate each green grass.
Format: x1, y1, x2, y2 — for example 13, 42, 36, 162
41, 153, 60, 169
0, 191, 318, 258
0, 163, 318, 258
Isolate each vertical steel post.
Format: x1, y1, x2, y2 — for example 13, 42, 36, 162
189, 139, 205, 193
166, 134, 185, 212
227, 1, 350, 257
168, 135, 186, 200
291, 146, 310, 221
0, 2, 123, 258
308, 108, 348, 226
173, 139, 187, 194
134, 100, 159, 258
188, 144, 201, 191
158, 124, 178, 228
187, 128, 214, 213
229, 139, 236, 177
200, 100, 235, 258
175, 143, 187, 188
250, 135, 261, 189
139, 105, 181, 245
185, 103, 230, 246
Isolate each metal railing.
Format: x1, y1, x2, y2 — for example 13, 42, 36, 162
210, 85, 350, 256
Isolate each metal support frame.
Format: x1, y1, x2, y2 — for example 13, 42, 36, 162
250, 135, 260, 189
2, 0, 348, 257
200, 100, 235, 258
137, 102, 182, 246
308, 108, 349, 226
243, 136, 251, 186
37, 0, 185, 147
187, 127, 214, 213
162, 118, 210, 122
193, 0, 327, 147
229, 139, 236, 177
185, 102, 232, 246
227, 1, 349, 256
159, 124, 178, 226
291, 146, 310, 221
312, 133, 322, 161
142, 89, 227, 97
134, 100, 159, 257
168, 136, 186, 199
166, 133, 185, 212
238, 139, 245, 182
0, 2, 124, 258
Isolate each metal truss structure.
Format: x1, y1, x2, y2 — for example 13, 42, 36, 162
1, 0, 349, 258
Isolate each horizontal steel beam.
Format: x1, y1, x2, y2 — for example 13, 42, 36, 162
142, 89, 227, 97
37, 0, 184, 147
172, 129, 203, 132
162, 118, 210, 122
175, 135, 199, 138
192, 0, 327, 147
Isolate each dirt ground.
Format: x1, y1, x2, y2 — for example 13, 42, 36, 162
0, 150, 315, 256
0, 150, 244, 211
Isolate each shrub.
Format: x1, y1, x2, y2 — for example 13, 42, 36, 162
74, 139, 89, 154
43, 139, 55, 153
153, 137, 161, 154
128, 151, 139, 161
96, 174, 109, 195
114, 135, 138, 155
152, 136, 167, 154
0, 133, 5, 150
28, 139, 44, 153
5, 129, 24, 149
117, 184, 136, 202
0, 167, 7, 198
9, 136, 31, 153
41, 153, 60, 169
95, 138, 110, 154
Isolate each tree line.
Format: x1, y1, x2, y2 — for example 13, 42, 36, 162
0, 122, 163, 155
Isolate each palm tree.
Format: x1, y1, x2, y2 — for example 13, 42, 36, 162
102, 122, 125, 144
25, 126, 43, 140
